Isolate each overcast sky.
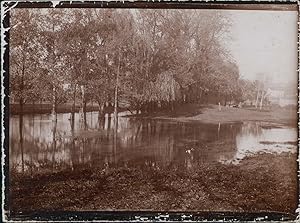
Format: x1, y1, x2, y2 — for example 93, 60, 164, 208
223, 10, 298, 84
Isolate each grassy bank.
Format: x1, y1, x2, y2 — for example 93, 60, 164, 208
10, 153, 297, 215
135, 104, 297, 126
9, 103, 297, 127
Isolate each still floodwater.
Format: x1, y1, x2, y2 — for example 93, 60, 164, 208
9, 112, 297, 174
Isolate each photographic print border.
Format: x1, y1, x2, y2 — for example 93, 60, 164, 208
1, 1, 299, 222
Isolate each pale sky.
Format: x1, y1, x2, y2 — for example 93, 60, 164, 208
223, 10, 298, 84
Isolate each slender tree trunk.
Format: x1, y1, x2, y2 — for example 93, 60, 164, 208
98, 102, 105, 130
199, 89, 202, 104
83, 100, 87, 129
259, 92, 265, 110
71, 85, 76, 131
52, 85, 57, 121
114, 48, 121, 131
20, 50, 25, 115
51, 20, 58, 122
255, 90, 260, 108
80, 85, 86, 128
97, 101, 104, 116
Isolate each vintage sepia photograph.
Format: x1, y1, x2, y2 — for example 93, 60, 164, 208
2, 1, 299, 221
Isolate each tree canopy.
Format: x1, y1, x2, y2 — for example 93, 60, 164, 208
10, 8, 256, 113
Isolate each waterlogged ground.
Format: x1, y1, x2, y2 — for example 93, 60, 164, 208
9, 111, 298, 214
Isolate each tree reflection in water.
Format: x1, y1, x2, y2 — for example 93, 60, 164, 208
19, 113, 24, 173
52, 114, 57, 171
9, 112, 296, 174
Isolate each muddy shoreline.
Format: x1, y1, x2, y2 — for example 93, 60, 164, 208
10, 153, 298, 215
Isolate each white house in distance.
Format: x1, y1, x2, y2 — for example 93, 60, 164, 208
267, 81, 297, 107
267, 88, 284, 104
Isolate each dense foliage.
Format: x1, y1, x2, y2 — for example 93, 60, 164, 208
10, 8, 258, 114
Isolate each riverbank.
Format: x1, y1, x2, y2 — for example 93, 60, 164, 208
9, 152, 297, 215
9, 103, 131, 115
9, 103, 297, 126
135, 104, 297, 127
9, 104, 100, 115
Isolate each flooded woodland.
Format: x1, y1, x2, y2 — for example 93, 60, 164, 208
9, 111, 298, 214
5, 5, 298, 221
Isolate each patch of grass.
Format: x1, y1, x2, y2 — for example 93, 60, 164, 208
151, 104, 297, 126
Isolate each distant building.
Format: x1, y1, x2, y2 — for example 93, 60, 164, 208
268, 89, 285, 105
267, 87, 297, 107
279, 94, 297, 107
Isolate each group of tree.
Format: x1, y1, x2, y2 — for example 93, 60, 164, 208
10, 8, 261, 118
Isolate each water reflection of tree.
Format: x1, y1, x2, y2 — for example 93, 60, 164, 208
239, 122, 263, 137
52, 114, 57, 171
13, 115, 158, 172
29, 115, 34, 175
19, 113, 24, 173
117, 119, 177, 168
10, 113, 247, 174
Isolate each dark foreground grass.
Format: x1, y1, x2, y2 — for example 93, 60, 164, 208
10, 153, 297, 214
